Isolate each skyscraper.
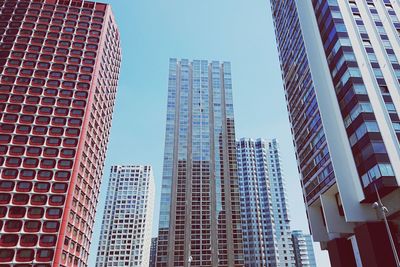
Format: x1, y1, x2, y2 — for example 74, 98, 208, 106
236, 138, 294, 267
96, 165, 155, 267
271, 0, 400, 265
157, 59, 244, 267
291, 230, 317, 267
0, 0, 121, 266
149, 237, 158, 267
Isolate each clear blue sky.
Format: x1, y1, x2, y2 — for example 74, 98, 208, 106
88, 0, 331, 266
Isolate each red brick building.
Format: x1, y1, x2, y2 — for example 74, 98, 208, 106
0, 0, 121, 266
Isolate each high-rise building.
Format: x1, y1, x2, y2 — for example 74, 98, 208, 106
271, 0, 400, 265
96, 165, 155, 267
291, 230, 317, 267
0, 0, 121, 266
236, 138, 294, 267
157, 59, 244, 267
149, 237, 158, 267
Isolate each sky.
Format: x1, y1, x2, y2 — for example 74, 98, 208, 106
88, 0, 331, 266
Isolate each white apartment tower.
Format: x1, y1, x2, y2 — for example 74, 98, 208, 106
271, 0, 400, 265
96, 165, 155, 266
237, 138, 294, 266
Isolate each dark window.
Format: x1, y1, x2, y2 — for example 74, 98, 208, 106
4, 220, 22, 232
66, 128, 80, 137
31, 195, 47, 205
55, 171, 70, 181
9, 206, 26, 218
20, 235, 38, 247
34, 183, 50, 193
27, 207, 44, 219
33, 126, 48, 135
38, 170, 53, 180
26, 147, 41, 156
24, 221, 41, 232
20, 170, 36, 180
12, 194, 29, 205
52, 183, 68, 193
43, 148, 58, 157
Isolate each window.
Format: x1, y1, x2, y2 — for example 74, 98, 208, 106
52, 117, 66, 126
46, 137, 61, 146
38, 107, 53, 116
63, 138, 78, 147
67, 65, 79, 72
38, 170, 53, 181
0, 194, 11, 204
9, 146, 24, 156
55, 171, 70, 181
46, 208, 62, 219
17, 181, 32, 192
0, 181, 14, 191
0, 249, 14, 261
41, 159, 56, 169
68, 118, 82, 127
24, 220, 41, 232
52, 183, 68, 193
361, 164, 395, 187
26, 147, 41, 157
57, 98, 71, 107
23, 158, 39, 168
5, 220, 23, 232
20, 170, 36, 180
49, 195, 64, 206
60, 90, 73, 98
30, 136, 45, 145
55, 108, 68, 116
31, 195, 47, 205
61, 149, 75, 158
49, 127, 64, 136
40, 235, 57, 246
20, 235, 38, 247
9, 207, 26, 218
34, 183, 50, 193
58, 160, 73, 169
0, 234, 18, 247
27, 208, 43, 220
12, 194, 29, 205
2, 169, 18, 179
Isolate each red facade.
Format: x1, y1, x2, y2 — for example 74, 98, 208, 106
0, 0, 121, 266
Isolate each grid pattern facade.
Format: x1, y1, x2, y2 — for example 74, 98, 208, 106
157, 59, 244, 267
271, 0, 400, 260
237, 138, 294, 267
96, 165, 155, 267
270, 0, 336, 207
0, 0, 121, 266
310, 0, 399, 202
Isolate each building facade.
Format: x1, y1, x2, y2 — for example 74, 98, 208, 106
157, 59, 244, 267
0, 1, 121, 266
236, 138, 294, 267
271, 0, 400, 265
96, 165, 155, 267
149, 237, 158, 267
291, 230, 317, 267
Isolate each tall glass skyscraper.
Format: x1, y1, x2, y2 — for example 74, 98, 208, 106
0, 1, 121, 266
271, 0, 400, 266
236, 138, 294, 267
157, 59, 244, 267
96, 165, 155, 267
